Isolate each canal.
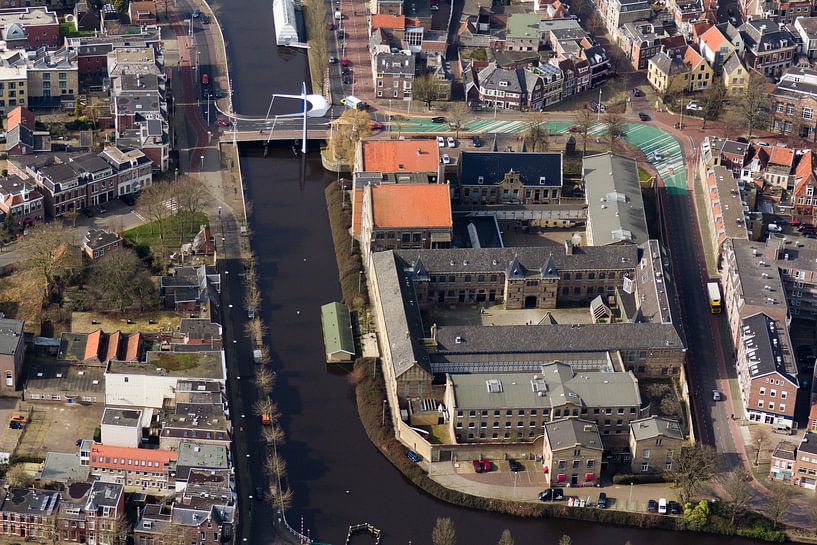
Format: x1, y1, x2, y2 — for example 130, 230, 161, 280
211, 0, 759, 543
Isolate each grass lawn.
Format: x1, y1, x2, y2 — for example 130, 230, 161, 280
152, 351, 199, 371
71, 310, 183, 333
59, 21, 96, 38
124, 212, 208, 258
638, 165, 653, 183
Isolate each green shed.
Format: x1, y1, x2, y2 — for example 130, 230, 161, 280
320, 302, 356, 363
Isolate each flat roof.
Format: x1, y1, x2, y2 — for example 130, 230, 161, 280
371, 184, 452, 229
583, 153, 649, 246
102, 407, 142, 427
40, 452, 91, 484
108, 350, 225, 380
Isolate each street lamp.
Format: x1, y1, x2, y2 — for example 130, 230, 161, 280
628, 482, 633, 509
597, 88, 603, 122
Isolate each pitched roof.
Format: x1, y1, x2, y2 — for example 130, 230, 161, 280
722, 51, 744, 74
89, 443, 177, 471
459, 151, 562, 187
630, 416, 684, 441
370, 14, 405, 29
370, 184, 452, 228
545, 418, 603, 451
794, 150, 815, 195
6, 106, 35, 131
361, 139, 440, 173
320, 302, 355, 357
768, 145, 795, 167
683, 45, 706, 69
699, 24, 727, 51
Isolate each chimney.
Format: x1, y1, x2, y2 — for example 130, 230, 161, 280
564, 240, 574, 255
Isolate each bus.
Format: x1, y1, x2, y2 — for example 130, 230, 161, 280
707, 281, 722, 314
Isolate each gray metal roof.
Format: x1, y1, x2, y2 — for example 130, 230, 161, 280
741, 313, 797, 385
583, 153, 649, 246
799, 433, 817, 455
448, 361, 640, 410
544, 418, 603, 451
629, 416, 684, 441
102, 407, 142, 427
40, 452, 91, 484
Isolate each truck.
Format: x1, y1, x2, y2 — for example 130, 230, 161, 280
706, 281, 721, 314
341, 95, 366, 110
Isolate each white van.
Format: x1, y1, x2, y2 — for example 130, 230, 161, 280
768, 223, 783, 232
658, 498, 667, 514
341, 95, 366, 110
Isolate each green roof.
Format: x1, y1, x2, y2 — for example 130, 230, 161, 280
506, 13, 544, 39
320, 302, 355, 359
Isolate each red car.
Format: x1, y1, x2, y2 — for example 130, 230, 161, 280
216, 117, 229, 127
341, 58, 350, 67
567, 125, 579, 132
369, 121, 384, 130
473, 458, 491, 473
472, 460, 483, 473
202, 74, 209, 85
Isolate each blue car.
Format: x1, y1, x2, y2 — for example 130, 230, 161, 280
406, 450, 422, 463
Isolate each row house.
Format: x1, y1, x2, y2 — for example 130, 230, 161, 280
0, 7, 60, 49
596, 0, 652, 34
89, 443, 178, 492
542, 419, 603, 487
771, 432, 817, 488
647, 46, 713, 94
629, 416, 687, 474
744, 0, 816, 24
372, 52, 414, 100
794, 17, 817, 60
701, 165, 749, 255
466, 62, 545, 111
666, 0, 703, 35
12, 47, 79, 109
792, 149, 817, 224
739, 19, 796, 78
57, 481, 125, 545
616, 22, 665, 70
0, 175, 43, 227
536, 62, 563, 107
770, 67, 817, 141
722, 52, 749, 96
0, 488, 59, 540
766, 234, 817, 320
7, 147, 152, 218
64, 29, 162, 76
698, 22, 741, 73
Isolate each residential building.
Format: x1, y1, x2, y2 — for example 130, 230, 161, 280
792, 150, 817, 224
770, 440, 797, 481
739, 20, 796, 78
666, 0, 703, 34
159, 264, 220, 312
765, 234, 817, 320
701, 165, 749, 254
684, 46, 713, 91
628, 416, 686, 473
0, 488, 60, 540
5, 107, 50, 156
128, 1, 158, 25
40, 452, 90, 484
794, 17, 817, 60
0, 318, 24, 391
795, 433, 817, 488
64, 29, 161, 77
698, 23, 737, 73
169, 471, 235, 545
534, 62, 563, 107
73, 0, 100, 32
617, 22, 664, 70
18, 47, 79, 109
360, 183, 452, 254
0, 8, 60, 49
444, 363, 643, 444
457, 151, 562, 205
583, 153, 649, 246
82, 228, 123, 260
647, 50, 689, 95
174, 441, 230, 490
132, 504, 171, 545
770, 67, 817, 141
467, 62, 545, 111
597, 0, 652, 33
542, 418, 603, 487
100, 407, 143, 448
722, 52, 748, 96
504, 13, 548, 52
0, 58, 27, 116
24, 363, 105, 403
89, 443, 177, 492
57, 329, 143, 365
372, 52, 414, 100
0, 175, 44, 227
84, 482, 126, 545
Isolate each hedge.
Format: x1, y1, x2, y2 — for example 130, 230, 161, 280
324, 183, 368, 309
612, 474, 670, 485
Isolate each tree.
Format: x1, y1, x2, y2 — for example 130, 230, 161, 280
91, 247, 154, 312
21, 222, 80, 298
268, 484, 294, 512
255, 367, 276, 391
574, 109, 594, 156
807, 494, 817, 535
524, 113, 549, 152
432, 517, 457, 545
767, 483, 792, 529
700, 80, 727, 130
497, 529, 514, 545
4, 464, 33, 488
261, 424, 286, 446
734, 71, 770, 137
414, 75, 441, 111
138, 183, 173, 248
683, 500, 711, 531
721, 468, 753, 525
244, 318, 269, 345
264, 452, 288, 481
0, 212, 18, 243
391, 114, 407, 138
558, 535, 572, 545
604, 111, 625, 150
64, 208, 80, 228
175, 176, 208, 233
667, 444, 719, 504
253, 398, 280, 422
448, 102, 470, 138
328, 109, 372, 169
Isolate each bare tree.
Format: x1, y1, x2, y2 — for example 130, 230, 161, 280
734, 71, 770, 137
391, 114, 407, 138
138, 183, 174, 247
558, 535, 572, 545
64, 208, 80, 228
767, 483, 792, 529
807, 494, 817, 535
91, 247, 154, 312
175, 175, 208, 233
253, 398, 280, 422
574, 109, 594, 156
721, 468, 753, 525
524, 113, 549, 152
261, 424, 286, 446
497, 529, 514, 545
604, 111, 625, 151
4, 464, 34, 488
413, 75, 441, 111
328, 109, 373, 169
268, 484, 294, 512
21, 222, 80, 298
432, 517, 457, 545
264, 452, 288, 481
700, 80, 727, 130
255, 367, 276, 391
448, 102, 470, 138
666, 444, 719, 505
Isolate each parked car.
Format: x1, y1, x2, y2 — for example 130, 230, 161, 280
201, 15, 210, 23
768, 223, 783, 232
668, 500, 682, 515
638, 112, 650, 121
480, 458, 491, 472
567, 125, 579, 132
96, 205, 106, 215
369, 121, 384, 130
632, 87, 643, 97
329, 56, 337, 64
217, 117, 230, 127
472, 135, 482, 147
647, 499, 658, 512
712, 389, 721, 401
538, 488, 565, 501
342, 74, 352, 85
431, 116, 446, 123
441, 154, 451, 165
472, 460, 484, 473
658, 498, 668, 514
436, 136, 445, 147
337, 29, 345, 39
192, 8, 201, 17
341, 58, 350, 67
508, 459, 523, 472
406, 450, 422, 463
447, 136, 456, 147
202, 73, 209, 85
597, 492, 607, 508
255, 486, 264, 500
685, 101, 703, 111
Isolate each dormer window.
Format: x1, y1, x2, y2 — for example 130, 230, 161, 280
499, 80, 509, 87
477, 176, 484, 184
539, 176, 547, 184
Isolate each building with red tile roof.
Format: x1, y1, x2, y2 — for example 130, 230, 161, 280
371, 14, 405, 29
793, 150, 817, 224
0, 175, 44, 227
89, 443, 177, 492
361, 183, 452, 254
357, 139, 440, 173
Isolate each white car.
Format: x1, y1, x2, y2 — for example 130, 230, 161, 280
658, 498, 667, 514
436, 136, 445, 147
768, 224, 783, 232
685, 102, 703, 111
441, 154, 451, 164
712, 389, 721, 401
447, 136, 456, 147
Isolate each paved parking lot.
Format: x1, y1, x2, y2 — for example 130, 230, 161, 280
14, 403, 104, 458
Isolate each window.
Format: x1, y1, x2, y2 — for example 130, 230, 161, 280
770, 390, 777, 398
786, 103, 795, 115
641, 462, 650, 472
804, 108, 813, 120
779, 404, 786, 412
769, 402, 775, 411
4, 371, 11, 387
781, 391, 788, 400
759, 388, 765, 396
642, 449, 651, 459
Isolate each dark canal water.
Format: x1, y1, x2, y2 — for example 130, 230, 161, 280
212, 0, 760, 542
